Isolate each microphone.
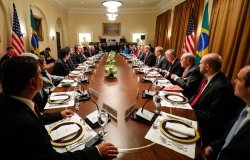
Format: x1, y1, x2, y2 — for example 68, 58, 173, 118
90, 98, 100, 111
142, 76, 161, 98
140, 68, 154, 82
132, 86, 165, 125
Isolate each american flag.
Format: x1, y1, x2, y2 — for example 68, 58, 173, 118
12, 3, 25, 56
183, 8, 195, 54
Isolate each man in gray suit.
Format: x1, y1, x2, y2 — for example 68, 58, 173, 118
38, 57, 64, 94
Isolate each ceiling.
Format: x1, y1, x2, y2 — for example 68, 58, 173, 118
49, 0, 169, 13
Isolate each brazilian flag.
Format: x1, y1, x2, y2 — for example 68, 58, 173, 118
195, 2, 209, 64
30, 7, 39, 54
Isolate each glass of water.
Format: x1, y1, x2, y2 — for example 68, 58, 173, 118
97, 109, 109, 137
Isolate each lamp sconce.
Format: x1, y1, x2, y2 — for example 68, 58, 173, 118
50, 30, 56, 40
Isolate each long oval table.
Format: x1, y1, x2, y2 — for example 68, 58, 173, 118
46, 54, 201, 160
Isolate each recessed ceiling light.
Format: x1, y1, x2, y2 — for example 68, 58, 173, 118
81, 1, 85, 4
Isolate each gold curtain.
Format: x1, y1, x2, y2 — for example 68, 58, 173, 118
154, 10, 171, 51
210, 0, 250, 82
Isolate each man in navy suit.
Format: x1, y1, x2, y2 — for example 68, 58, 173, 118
201, 65, 250, 160
0, 56, 118, 160
190, 53, 242, 146
53, 47, 71, 76
142, 45, 156, 67
170, 52, 203, 98
162, 49, 184, 79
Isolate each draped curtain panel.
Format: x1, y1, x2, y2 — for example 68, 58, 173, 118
154, 10, 171, 51
210, 0, 250, 82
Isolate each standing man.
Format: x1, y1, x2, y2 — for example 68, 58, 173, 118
170, 52, 203, 98
40, 47, 55, 64
202, 65, 250, 160
0, 46, 14, 67
190, 53, 242, 146
0, 56, 118, 160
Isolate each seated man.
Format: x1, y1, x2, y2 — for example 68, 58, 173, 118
153, 46, 169, 70
190, 53, 243, 146
38, 57, 64, 94
161, 49, 184, 80
40, 47, 55, 64
53, 47, 71, 76
201, 65, 250, 160
0, 56, 118, 159
170, 52, 203, 99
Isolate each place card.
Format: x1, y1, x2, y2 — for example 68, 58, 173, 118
103, 103, 117, 120
124, 102, 136, 118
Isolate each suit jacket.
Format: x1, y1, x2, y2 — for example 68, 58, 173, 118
52, 58, 71, 76
209, 107, 250, 160
71, 52, 86, 65
190, 72, 242, 145
0, 94, 100, 160
33, 89, 48, 112
175, 64, 203, 99
165, 58, 184, 79
0, 54, 12, 68
137, 51, 144, 61
42, 70, 64, 94
67, 58, 76, 70
144, 52, 156, 67
155, 55, 168, 70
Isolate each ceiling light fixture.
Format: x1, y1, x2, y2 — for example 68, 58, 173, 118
106, 13, 119, 21
102, 0, 123, 13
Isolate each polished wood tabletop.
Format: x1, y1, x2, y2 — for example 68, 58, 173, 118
46, 54, 201, 160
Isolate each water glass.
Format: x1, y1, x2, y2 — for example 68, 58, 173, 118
97, 109, 109, 137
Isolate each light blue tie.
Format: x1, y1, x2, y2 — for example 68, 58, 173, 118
216, 107, 248, 159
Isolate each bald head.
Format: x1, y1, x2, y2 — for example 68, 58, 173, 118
202, 53, 222, 72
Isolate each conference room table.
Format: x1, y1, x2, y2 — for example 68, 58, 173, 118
45, 54, 202, 160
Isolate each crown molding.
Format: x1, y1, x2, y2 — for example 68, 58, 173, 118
48, 0, 175, 14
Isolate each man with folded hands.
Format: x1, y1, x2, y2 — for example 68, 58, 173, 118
201, 65, 250, 160
0, 56, 118, 160
170, 52, 203, 99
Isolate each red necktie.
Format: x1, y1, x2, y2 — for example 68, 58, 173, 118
144, 53, 148, 64
191, 78, 208, 107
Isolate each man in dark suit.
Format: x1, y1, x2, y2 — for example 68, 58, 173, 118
143, 45, 156, 67
190, 53, 242, 146
53, 47, 71, 76
40, 47, 55, 64
153, 46, 169, 70
0, 46, 14, 67
0, 56, 118, 160
71, 45, 87, 66
201, 65, 250, 160
170, 52, 203, 99
162, 49, 184, 79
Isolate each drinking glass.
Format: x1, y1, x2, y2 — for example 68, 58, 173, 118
97, 109, 109, 137
74, 85, 82, 111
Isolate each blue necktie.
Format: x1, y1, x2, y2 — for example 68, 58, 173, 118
217, 107, 248, 159
39, 90, 44, 99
